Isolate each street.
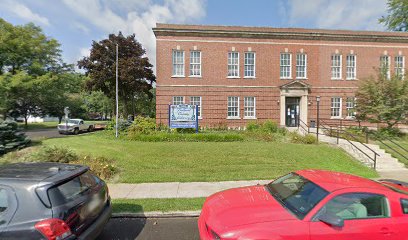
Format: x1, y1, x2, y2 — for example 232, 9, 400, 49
97, 217, 200, 240
24, 128, 93, 140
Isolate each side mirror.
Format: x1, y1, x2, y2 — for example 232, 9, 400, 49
318, 213, 344, 227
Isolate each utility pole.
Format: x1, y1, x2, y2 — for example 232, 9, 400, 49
115, 43, 119, 138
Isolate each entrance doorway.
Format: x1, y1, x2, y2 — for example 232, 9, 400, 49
286, 97, 300, 127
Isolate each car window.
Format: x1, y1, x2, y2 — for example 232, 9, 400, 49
267, 173, 329, 219
48, 171, 98, 205
401, 199, 408, 214
319, 193, 389, 220
80, 121, 84, 124
0, 188, 8, 214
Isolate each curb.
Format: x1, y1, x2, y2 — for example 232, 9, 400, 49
112, 210, 201, 218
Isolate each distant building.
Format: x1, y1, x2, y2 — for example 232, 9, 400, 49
153, 23, 408, 128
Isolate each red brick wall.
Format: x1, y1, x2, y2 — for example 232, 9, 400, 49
155, 26, 408, 128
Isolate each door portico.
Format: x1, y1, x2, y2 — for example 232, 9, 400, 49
279, 80, 310, 127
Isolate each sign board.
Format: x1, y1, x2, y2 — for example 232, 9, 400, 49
169, 104, 199, 132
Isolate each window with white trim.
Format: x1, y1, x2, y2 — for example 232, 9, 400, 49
190, 51, 201, 76
172, 50, 184, 76
228, 52, 239, 77
331, 55, 342, 79
244, 97, 256, 119
346, 55, 356, 80
395, 56, 405, 78
244, 52, 255, 77
331, 97, 342, 118
190, 96, 202, 118
227, 96, 239, 118
280, 53, 292, 79
296, 53, 307, 79
380, 55, 390, 79
172, 96, 184, 105
346, 97, 356, 118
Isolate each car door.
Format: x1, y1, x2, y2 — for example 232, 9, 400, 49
0, 185, 17, 236
79, 120, 85, 131
309, 192, 398, 240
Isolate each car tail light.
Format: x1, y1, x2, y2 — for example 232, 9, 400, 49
35, 218, 72, 240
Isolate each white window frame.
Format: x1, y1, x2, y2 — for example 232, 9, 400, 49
190, 96, 202, 119
346, 97, 356, 118
331, 54, 342, 80
243, 97, 256, 119
331, 97, 342, 118
244, 52, 256, 78
395, 55, 405, 79
380, 55, 391, 80
280, 53, 292, 79
227, 96, 240, 119
296, 53, 307, 79
172, 96, 184, 105
346, 55, 357, 80
189, 51, 201, 77
172, 50, 185, 77
228, 52, 240, 78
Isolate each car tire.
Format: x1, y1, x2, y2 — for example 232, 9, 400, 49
88, 126, 94, 132
74, 128, 79, 135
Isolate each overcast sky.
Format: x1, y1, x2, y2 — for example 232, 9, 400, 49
0, 0, 388, 70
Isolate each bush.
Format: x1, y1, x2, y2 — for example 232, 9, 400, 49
290, 132, 318, 144
0, 120, 30, 155
127, 116, 156, 136
106, 119, 132, 131
246, 121, 261, 131
374, 127, 404, 139
32, 146, 78, 163
246, 120, 279, 133
71, 155, 117, 180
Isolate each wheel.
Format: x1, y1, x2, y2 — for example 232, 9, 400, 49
73, 128, 79, 135
88, 126, 94, 132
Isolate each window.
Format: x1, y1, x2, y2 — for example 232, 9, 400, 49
401, 199, 408, 214
227, 96, 239, 118
190, 51, 201, 76
190, 96, 202, 118
267, 173, 329, 219
244, 97, 256, 119
395, 56, 405, 78
296, 53, 307, 79
244, 52, 256, 77
331, 97, 342, 118
280, 53, 292, 79
331, 55, 342, 79
346, 97, 356, 118
319, 193, 389, 220
0, 188, 8, 214
380, 55, 390, 79
228, 52, 239, 77
346, 55, 356, 80
172, 50, 184, 76
172, 96, 184, 105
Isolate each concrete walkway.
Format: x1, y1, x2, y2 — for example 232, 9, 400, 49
108, 180, 270, 199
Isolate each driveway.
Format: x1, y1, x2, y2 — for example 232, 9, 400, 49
97, 217, 199, 240
24, 128, 92, 140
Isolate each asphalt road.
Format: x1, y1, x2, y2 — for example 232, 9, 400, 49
97, 217, 200, 240
24, 128, 92, 140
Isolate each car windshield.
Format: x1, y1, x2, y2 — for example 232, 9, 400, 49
266, 173, 329, 219
67, 120, 79, 124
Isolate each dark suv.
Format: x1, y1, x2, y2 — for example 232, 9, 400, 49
0, 162, 111, 239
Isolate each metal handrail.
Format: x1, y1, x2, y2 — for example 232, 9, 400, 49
318, 119, 379, 169
377, 139, 408, 161
298, 119, 310, 134
369, 133, 408, 161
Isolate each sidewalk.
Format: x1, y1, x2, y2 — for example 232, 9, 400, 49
108, 180, 270, 199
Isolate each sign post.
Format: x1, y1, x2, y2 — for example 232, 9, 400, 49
169, 104, 199, 132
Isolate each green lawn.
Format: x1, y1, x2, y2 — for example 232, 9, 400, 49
19, 121, 59, 130
112, 198, 205, 213
42, 133, 378, 183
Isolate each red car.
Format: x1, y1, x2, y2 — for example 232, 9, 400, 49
198, 170, 408, 240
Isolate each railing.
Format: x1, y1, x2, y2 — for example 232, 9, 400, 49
371, 134, 408, 162
298, 118, 310, 134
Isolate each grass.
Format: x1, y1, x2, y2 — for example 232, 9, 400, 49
112, 198, 205, 213
379, 135, 408, 167
42, 132, 379, 183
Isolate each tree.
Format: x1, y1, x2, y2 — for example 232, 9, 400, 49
356, 71, 408, 129
82, 90, 113, 120
78, 32, 155, 117
0, 18, 62, 76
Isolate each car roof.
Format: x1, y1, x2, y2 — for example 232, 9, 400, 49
69, 119, 82, 121
296, 169, 390, 192
0, 162, 87, 183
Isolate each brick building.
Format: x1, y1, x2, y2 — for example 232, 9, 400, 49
153, 23, 408, 128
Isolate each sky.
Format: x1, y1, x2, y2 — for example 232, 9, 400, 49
0, 0, 389, 71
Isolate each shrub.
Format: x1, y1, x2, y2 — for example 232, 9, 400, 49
374, 127, 404, 139
71, 155, 117, 180
128, 116, 156, 136
0, 120, 31, 155
32, 146, 78, 163
261, 120, 279, 133
290, 132, 318, 144
246, 121, 261, 132
106, 119, 132, 131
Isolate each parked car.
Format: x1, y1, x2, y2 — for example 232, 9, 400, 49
0, 162, 111, 239
199, 170, 408, 240
58, 119, 94, 134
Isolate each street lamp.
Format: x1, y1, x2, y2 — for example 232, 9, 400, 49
316, 96, 321, 141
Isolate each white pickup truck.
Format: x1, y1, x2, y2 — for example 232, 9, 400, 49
57, 119, 94, 134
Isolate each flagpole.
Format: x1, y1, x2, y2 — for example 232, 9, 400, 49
115, 43, 119, 138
